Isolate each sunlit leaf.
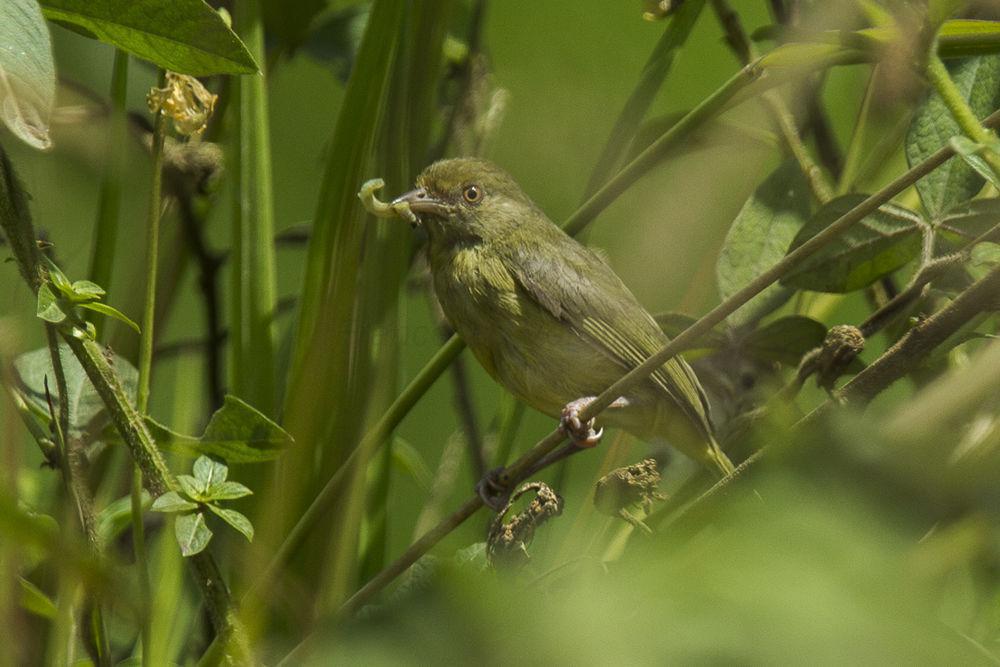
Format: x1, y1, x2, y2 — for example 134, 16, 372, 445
717, 160, 812, 325
0, 0, 55, 150
206, 505, 253, 542
174, 511, 212, 556
193, 455, 228, 487
35, 284, 66, 324
77, 301, 140, 334
206, 481, 252, 501
151, 491, 198, 514
783, 196, 924, 293
39, 0, 258, 75
18, 577, 56, 619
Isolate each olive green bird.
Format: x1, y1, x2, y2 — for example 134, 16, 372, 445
390, 158, 734, 506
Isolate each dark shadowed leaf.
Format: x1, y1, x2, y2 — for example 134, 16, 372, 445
145, 395, 292, 463
906, 55, 1000, 218
13, 343, 137, 436
717, 160, 812, 325
782, 195, 924, 293
262, 0, 327, 56
0, 0, 55, 149
301, 4, 370, 83
39, 0, 258, 75
741, 316, 828, 367
174, 512, 212, 556
937, 197, 1000, 243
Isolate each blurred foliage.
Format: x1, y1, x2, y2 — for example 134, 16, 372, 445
1, 0, 1000, 664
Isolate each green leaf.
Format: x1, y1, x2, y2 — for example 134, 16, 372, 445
937, 197, 1000, 242
96, 490, 150, 545
77, 301, 140, 333
948, 135, 1000, 190
263, 0, 327, 56
66, 279, 105, 302
968, 242, 1000, 281
174, 512, 212, 556
717, 160, 813, 325
206, 505, 253, 542
35, 284, 66, 324
206, 481, 252, 501
193, 455, 228, 487
906, 55, 1000, 218
18, 577, 56, 619
740, 316, 827, 367
151, 491, 198, 513
144, 395, 292, 463
39, 0, 258, 76
300, 4, 369, 82
0, 0, 55, 149
782, 195, 924, 293
176, 475, 204, 499
391, 437, 433, 493
13, 343, 137, 436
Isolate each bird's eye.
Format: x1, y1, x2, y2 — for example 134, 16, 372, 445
462, 184, 482, 204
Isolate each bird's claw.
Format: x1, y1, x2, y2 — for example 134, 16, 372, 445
560, 399, 603, 448
476, 466, 511, 512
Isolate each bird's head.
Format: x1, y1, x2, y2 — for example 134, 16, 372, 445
392, 158, 539, 245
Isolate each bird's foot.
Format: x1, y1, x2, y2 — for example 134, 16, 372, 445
476, 467, 512, 512
559, 396, 628, 447
560, 397, 603, 447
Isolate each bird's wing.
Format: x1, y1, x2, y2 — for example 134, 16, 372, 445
502, 233, 714, 439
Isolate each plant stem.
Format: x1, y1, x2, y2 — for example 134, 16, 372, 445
134, 70, 167, 665
88, 50, 128, 321
325, 106, 1000, 619
926, 52, 1000, 180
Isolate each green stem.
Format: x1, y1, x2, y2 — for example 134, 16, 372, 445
926, 53, 1000, 179
132, 466, 151, 664
837, 65, 878, 194
88, 49, 129, 325
231, 0, 278, 414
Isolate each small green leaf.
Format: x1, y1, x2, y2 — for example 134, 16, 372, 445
0, 0, 55, 149
18, 577, 56, 619
177, 475, 204, 499
35, 284, 66, 323
949, 135, 1000, 190
717, 160, 813, 325
96, 490, 150, 545
38, 0, 258, 76
67, 279, 105, 301
77, 302, 140, 334
206, 481, 252, 501
782, 195, 924, 293
206, 505, 253, 542
740, 316, 827, 367
907, 55, 1000, 218
193, 455, 228, 487
151, 491, 198, 513
175, 512, 212, 556
144, 395, 292, 463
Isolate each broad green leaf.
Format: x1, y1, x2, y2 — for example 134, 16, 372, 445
144, 395, 292, 463
206, 505, 253, 542
193, 455, 227, 487
783, 195, 924, 293
151, 491, 198, 514
937, 197, 1000, 241
77, 301, 140, 333
39, 0, 258, 76
35, 284, 66, 323
949, 135, 1000, 189
174, 512, 212, 556
13, 343, 137, 436
177, 475, 204, 499
906, 55, 1000, 218
740, 316, 827, 367
0, 0, 55, 149
206, 481, 252, 501
19, 577, 56, 619
717, 161, 813, 325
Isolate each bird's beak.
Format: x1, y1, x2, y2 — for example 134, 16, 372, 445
391, 188, 450, 218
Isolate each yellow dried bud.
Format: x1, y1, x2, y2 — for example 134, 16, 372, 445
147, 72, 218, 138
